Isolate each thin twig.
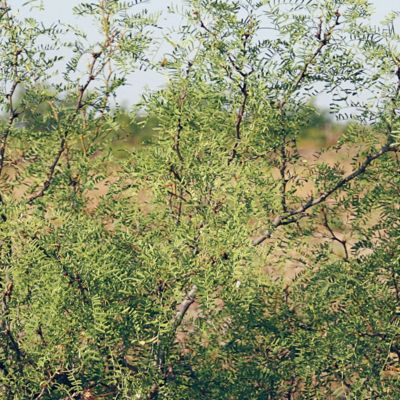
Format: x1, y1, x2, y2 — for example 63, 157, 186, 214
280, 11, 341, 110
27, 49, 109, 203
322, 208, 349, 261
227, 22, 253, 164
228, 81, 249, 164
279, 138, 289, 213
28, 136, 66, 204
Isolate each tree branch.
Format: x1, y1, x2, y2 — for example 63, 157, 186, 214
280, 11, 341, 109
228, 80, 249, 164
279, 137, 289, 213
27, 136, 66, 204
0, 16, 23, 176
253, 143, 398, 245
322, 208, 349, 261
151, 285, 197, 399
227, 25, 253, 164
27, 50, 107, 204
173, 285, 197, 331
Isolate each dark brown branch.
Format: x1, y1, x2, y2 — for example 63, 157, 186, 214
227, 25, 253, 164
198, 13, 252, 165
27, 50, 110, 204
228, 81, 248, 164
199, 18, 211, 34
76, 51, 102, 112
280, 11, 341, 109
167, 190, 187, 203
0, 193, 6, 222
170, 61, 194, 223
173, 91, 186, 163
34, 241, 89, 303
253, 143, 398, 245
0, 4, 10, 21
322, 208, 349, 261
279, 138, 289, 213
0, 119, 13, 176
27, 3, 120, 205
252, 12, 343, 245
1, 276, 24, 366
315, 16, 323, 41
172, 62, 194, 165
27, 136, 66, 203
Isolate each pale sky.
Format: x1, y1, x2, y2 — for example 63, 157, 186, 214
8, 0, 399, 106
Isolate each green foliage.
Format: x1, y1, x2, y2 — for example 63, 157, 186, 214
0, 0, 399, 399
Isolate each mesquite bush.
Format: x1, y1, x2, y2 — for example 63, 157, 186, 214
0, 0, 399, 398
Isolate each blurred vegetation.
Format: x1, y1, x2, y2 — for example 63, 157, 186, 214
6, 87, 342, 153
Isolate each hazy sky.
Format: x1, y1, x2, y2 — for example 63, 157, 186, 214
8, 0, 398, 106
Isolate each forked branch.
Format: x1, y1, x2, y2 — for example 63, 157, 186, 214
253, 142, 399, 245
280, 11, 341, 110
152, 285, 197, 399
27, 48, 111, 203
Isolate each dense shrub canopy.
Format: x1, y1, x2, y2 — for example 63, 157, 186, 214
0, 0, 399, 398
